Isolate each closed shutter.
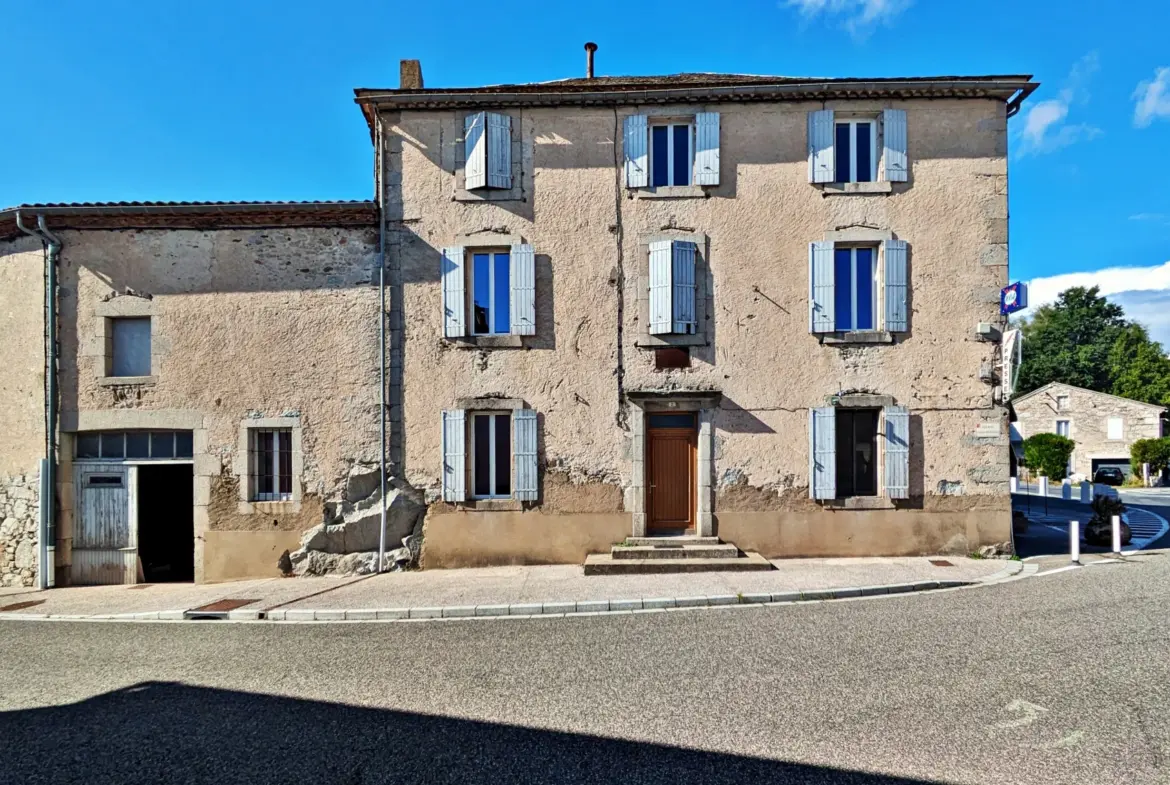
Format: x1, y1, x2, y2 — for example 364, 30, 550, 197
441, 246, 465, 337
883, 109, 908, 182
809, 241, 835, 333
808, 109, 835, 184
487, 112, 512, 189
883, 239, 908, 332
693, 112, 720, 186
509, 243, 536, 336
624, 114, 649, 188
464, 112, 487, 190
648, 240, 673, 334
883, 406, 910, 499
513, 409, 538, 501
671, 241, 697, 334
809, 407, 837, 500
441, 409, 467, 502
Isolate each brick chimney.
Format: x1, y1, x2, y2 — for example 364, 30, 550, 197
400, 59, 423, 90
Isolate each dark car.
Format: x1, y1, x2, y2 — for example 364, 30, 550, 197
1093, 467, 1125, 486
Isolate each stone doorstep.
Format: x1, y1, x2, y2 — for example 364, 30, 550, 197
623, 536, 721, 547
582, 551, 773, 575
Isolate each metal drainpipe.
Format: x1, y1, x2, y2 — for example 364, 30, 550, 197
15, 212, 60, 589
376, 116, 388, 573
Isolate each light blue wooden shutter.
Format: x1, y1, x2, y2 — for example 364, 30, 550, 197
883, 109, 908, 182
671, 241, 697, 334
624, 114, 649, 188
487, 112, 512, 189
809, 241, 835, 333
808, 109, 835, 184
809, 407, 836, 500
513, 409, 538, 501
693, 112, 720, 186
883, 239, 908, 332
441, 246, 465, 338
509, 243, 535, 336
441, 409, 466, 502
883, 406, 910, 499
464, 112, 487, 190
648, 240, 672, 334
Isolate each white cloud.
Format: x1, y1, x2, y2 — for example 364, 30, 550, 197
1133, 67, 1170, 128
1130, 213, 1170, 226
1017, 53, 1102, 155
784, 0, 912, 35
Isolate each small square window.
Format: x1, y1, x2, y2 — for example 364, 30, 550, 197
470, 412, 511, 498
249, 428, 293, 501
1055, 420, 1070, 438
110, 317, 151, 377
650, 123, 692, 187
1107, 418, 1124, 440
834, 120, 876, 183
1056, 395, 1070, 411
471, 251, 511, 335
833, 247, 877, 331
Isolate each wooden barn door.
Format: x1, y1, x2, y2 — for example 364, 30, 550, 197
646, 413, 697, 533
72, 463, 136, 585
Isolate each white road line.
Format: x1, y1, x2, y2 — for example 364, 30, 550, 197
1034, 565, 1082, 577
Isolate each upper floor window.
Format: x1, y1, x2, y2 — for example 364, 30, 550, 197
624, 112, 720, 189
809, 239, 908, 335
833, 247, 876, 331
110, 317, 151, 377
472, 251, 511, 335
1056, 420, 1071, 438
1056, 394, 1070, 411
651, 123, 692, 187
1107, 417, 1124, 440
835, 120, 876, 183
441, 244, 535, 339
464, 111, 512, 190
809, 109, 908, 185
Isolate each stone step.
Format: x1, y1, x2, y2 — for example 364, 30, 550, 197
622, 536, 721, 547
611, 544, 740, 560
583, 552, 773, 576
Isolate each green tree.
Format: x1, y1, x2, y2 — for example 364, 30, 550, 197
1016, 286, 1127, 395
1131, 437, 1170, 476
1109, 324, 1170, 405
1022, 433, 1076, 480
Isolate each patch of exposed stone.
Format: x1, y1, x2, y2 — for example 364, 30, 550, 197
0, 474, 39, 588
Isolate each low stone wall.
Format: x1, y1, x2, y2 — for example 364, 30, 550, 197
420, 510, 629, 569
0, 473, 40, 587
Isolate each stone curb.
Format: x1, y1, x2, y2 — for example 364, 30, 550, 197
0, 562, 1032, 624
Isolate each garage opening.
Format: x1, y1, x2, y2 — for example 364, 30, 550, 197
136, 464, 195, 582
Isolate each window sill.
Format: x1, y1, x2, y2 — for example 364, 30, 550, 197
458, 498, 524, 512
636, 333, 707, 348
454, 187, 523, 203
821, 331, 894, 345
237, 500, 302, 514
631, 185, 708, 199
823, 497, 896, 510
98, 375, 157, 387
819, 181, 894, 195
451, 335, 525, 349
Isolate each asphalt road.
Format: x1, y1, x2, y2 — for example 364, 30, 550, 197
2, 553, 1168, 785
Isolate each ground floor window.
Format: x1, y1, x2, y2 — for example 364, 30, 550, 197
835, 408, 879, 497
471, 412, 511, 498
75, 430, 193, 460
249, 428, 292, 501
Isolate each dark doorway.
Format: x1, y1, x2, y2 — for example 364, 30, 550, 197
836, 409, 878, 497
137, 464, 194, 582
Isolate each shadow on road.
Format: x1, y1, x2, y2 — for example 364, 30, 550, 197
0, 681, 952, 785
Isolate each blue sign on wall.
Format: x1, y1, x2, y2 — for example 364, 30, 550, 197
1000, 282, 1028, 315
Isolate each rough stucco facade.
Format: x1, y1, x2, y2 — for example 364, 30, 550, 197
1013, 382, 1166, 480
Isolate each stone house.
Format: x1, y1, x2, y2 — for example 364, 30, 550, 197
0, 57, 1038, 587
1012, 382, 1166, 480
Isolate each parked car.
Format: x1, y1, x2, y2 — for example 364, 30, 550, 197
1092, 467, 1125, 486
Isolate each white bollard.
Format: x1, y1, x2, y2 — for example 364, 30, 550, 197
1039, 476, 1049, 498
1112, 514, 1122, 554
1070, 520, 1080, 564
1010, 477, 1019, 493
1061, 480, 1071, 500
1080, 482, 1091, 503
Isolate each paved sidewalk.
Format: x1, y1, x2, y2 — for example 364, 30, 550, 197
0, 556, 1020, 622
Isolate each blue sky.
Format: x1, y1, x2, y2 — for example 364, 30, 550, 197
3, 1, 1168, 340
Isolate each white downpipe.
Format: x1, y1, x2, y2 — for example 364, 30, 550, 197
376, 117, 388, 574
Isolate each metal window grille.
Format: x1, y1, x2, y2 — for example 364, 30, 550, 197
250, 428, 292, 501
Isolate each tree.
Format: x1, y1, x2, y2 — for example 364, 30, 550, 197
1131, 437, 1170, 476
1016, 287, 1127, 396
1109, 324, 1170, 405
1022, 433, 1076, 480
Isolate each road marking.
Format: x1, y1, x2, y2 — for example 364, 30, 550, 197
1033, 565, 1081, 577
992, 699, 1048, 729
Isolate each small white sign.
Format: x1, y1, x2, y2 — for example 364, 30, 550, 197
975, 423, 1000, 438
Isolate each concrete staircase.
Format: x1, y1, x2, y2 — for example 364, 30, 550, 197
583, 536, 773, 575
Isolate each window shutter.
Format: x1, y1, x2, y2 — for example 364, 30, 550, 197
623, 114, 649, 188
513, 409, 538, 501
693, 112, 720, 186
648, 240, 673, 334
464, 112, 487, 190
883, 109, 908, 182
441, 246, 466, 338
671, 241, 697, 334
808, 109, 835, 184
808, 241, 835, 333
441, 409, 466, 502
487, 112, 512, 189
883, 406, 910, 499
509, 243, 536, 336
809, 407, 837, 500
883, 239, 908, 332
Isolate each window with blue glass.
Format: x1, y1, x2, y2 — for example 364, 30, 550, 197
833, 247, 877, 331
834, 120, 876, 183
471, 251, 510, 335
650, 123, 692, 187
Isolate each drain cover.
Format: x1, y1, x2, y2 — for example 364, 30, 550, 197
929, 559, 954, 567
0, 599, 45, 612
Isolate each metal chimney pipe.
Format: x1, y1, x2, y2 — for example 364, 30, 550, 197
585, 42, 597, 79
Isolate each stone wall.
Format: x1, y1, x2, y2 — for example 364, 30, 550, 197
0, 474, 39, 587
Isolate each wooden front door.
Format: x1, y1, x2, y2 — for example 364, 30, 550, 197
646, 413, 697, 533
72, 462, 137, 585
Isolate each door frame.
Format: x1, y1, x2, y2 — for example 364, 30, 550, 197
646, 413, 698, 534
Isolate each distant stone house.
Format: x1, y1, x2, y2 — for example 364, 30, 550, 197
1012, 382, 1166, 480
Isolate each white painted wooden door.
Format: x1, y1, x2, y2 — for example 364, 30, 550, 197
72, 462, 137, 585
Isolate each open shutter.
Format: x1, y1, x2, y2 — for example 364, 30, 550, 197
513, 409, 538, 501
464, 112, 487, 190
808, 109, 835, 184
441, 410, 466, 502
671, 241, 697, 334
487, 112, 512, 189
693, 112, 720, 186
624, 114, 649, 188
883, 109, 908, 182
441, 246, 465, 337
809, 241, 835, 333
809, 407, 837, 500
883, 239, 908, 332
883, 406, 910, 499
648, 240, 673, 334
509, 243, 536, 336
